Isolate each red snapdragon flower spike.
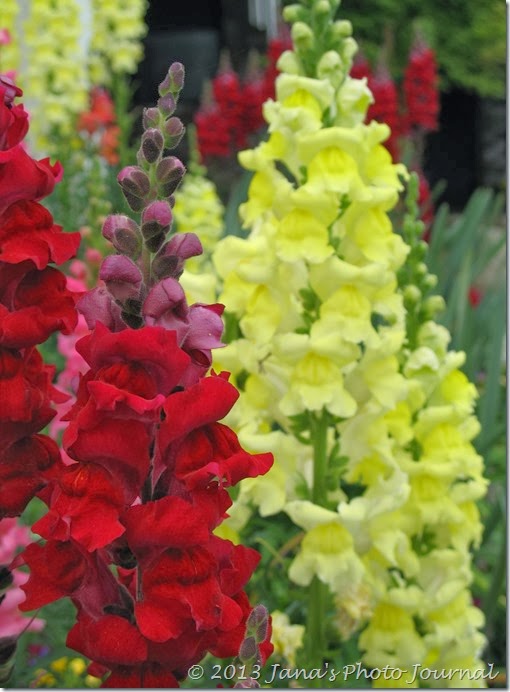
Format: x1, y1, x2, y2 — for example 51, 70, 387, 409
403, 44, 439, 133
194, 105, 232, 159
0, 73, 79, 520
366, 69, 401, 160
349, 54, 373, 81
16, 63, 273, 687
241, 79, 266, 139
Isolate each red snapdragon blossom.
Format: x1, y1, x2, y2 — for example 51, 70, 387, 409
0, 75, 80, 519
17, 63, 273, 687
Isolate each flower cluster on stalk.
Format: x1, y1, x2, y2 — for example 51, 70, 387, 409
194, 37, 292, 162
206, 0, 487, 684
16, 63, 273, 688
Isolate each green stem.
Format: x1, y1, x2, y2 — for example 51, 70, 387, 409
304, 411, 329, 679
311, 410, 328, 504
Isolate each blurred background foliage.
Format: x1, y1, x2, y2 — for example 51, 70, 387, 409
283, 0, 506, 98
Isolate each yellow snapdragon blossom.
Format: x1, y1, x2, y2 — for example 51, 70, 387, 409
270, 611, 306, 667
204, 0, 486, 684
1, 0, 147, 154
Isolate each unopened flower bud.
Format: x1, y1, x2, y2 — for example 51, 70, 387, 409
141, 201, 173, 242
332, 19, 353, 38
416, 262, 428, 277
423, 273, 438, 290
142, 106, 161, 130
156, 156, 186, 196
152, 233, 203, 279
317, 50, 344, 85
102, 215, 142, 259
291, 22, 314, 50
158, 62, 185, 97
422, 295, 445, 318
283, 4, 306, 23
277, 50, 302, 75
157, 93, 177, 117
415, 240, 429, 259
246, 604, 268, 631
77, 287, 125, 331
164, 116, 185, 149
100, 255, 143, 304
141, 128, 164, 164
118, 166, 151, 211
238, 636, 258, 664
246, 604, 269, 643
314, 0, 331, 16
404, 285, 422, 306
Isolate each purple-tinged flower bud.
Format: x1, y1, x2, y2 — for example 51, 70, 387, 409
158, 62, 185, 97
157, 93, 177, 117
166, 232, 203, 260
163, 116, 185, 149
141, 128, 165, 164
141, 201, 173, 253
141, 201, 173, 237
102, 215, 142, 259
152, 233, 203, 280
238, 636, 258, 665
142, 106, 161, 130
117, 166, 151, 211
156, 156, 185, 197
77, 286, 125, 332
246, 604, 269, 643
143, 277, 190, 342
181, 303, 225, 369
99, 255, 143, 304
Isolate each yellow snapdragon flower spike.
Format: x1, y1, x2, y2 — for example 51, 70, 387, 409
1, 0, 147, 155
204, 0, 486, 683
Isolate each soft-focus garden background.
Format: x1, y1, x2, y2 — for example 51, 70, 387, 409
1, 0, 506, 687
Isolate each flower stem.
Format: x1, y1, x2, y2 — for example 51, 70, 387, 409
304, 410, 329, 679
